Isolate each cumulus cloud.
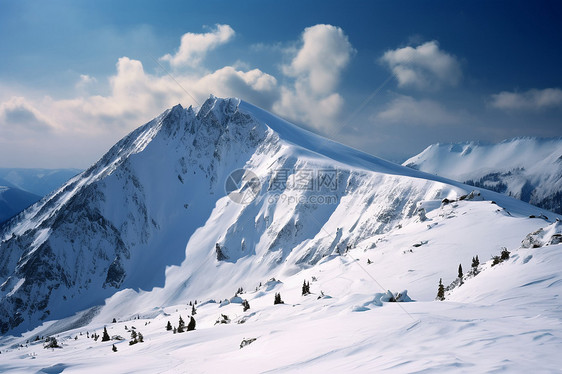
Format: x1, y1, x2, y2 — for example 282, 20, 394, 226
160, 24, 235, 68
0, 97, 56, 138
374, 95, 462, 126
0, 24, 356, 167
274, 24, 354, 129
380, 41, 462, 90
490, 88, 562, 111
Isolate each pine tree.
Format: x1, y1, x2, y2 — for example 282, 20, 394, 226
173, 327, 177, 334
367, 258, 372, 264
242, 299, 250, 312
500, 247, 510, 261
177, 316, 185, 333
302, 280, 308, 296
112, 344, 117, 352
274, 293, 284, 304
191, 304, 197, 315
101, 327, 110, 342
187, 316, 196, 331
472, 255, 479, 269
458, 264, 463, 279
166, 321, 172, 331
436, 278, 445, 301
112, 318, 117, 323
138, 332, 144, 343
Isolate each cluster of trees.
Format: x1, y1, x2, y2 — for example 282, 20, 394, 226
167, 315, 196, 333
43, 336, 61, 349
129, 329, 144, 345
492, 248, 510, 266
436, 248, 512, 300
274, 293, 284, 305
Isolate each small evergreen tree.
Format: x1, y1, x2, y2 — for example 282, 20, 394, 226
471, 255, 479, 269
491, 255, 501, 266
173, 327, 177, 334
274, 293, 284, 304
436, 278, 445, 301
187, 316, 196, 331
101, 327, 110, 342
367, 258, 372, 264
138, 332, 144, 343
112, 344, 117, 352
191, 304, 197, 316
166, 321, 172, 331
242, 299, 250, 312
177, 316, 185, 333
458, 264, 463, 279
112, 318, 117, 323
500, 247, 510, 261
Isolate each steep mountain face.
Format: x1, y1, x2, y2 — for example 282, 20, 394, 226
0, 97, 553, 335
0, 168, 81, 197
403, 138, 562, 214
0, 187, 41, 225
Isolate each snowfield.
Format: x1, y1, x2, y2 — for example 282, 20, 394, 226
0, 97, 561, 372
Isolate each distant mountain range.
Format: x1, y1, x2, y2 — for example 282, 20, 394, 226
403, 137, 562, 214
0, 168, 81, 224
0, 187, 40, 224
0, 168, 81, 196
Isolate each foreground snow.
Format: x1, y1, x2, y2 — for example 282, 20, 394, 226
1, 198, 561, 372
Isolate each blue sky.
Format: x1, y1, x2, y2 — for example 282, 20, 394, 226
1, 0, 561, 168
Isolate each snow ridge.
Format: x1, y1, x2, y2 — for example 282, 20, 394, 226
403, 137, 562, 213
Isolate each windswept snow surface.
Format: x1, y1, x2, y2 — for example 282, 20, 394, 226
403, 138, 562, 214
0, 97, 561, 372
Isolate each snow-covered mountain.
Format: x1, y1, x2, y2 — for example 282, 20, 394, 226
403, 138, 562, 213
1, 97, 561, 372
0, 187, 40, 225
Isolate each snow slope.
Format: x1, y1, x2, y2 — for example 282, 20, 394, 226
0, 97, 561, 372
1, 199, 561, 373
403, 138, 562, 213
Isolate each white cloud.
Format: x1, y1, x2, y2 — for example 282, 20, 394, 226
374, 95, 461, 126
380, 41, 462, 90
274, 24, 354, 130
490, 88, 562, 111
0, 24, 355, 167
0, 97, 56, 138
160, 24, 235, 68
